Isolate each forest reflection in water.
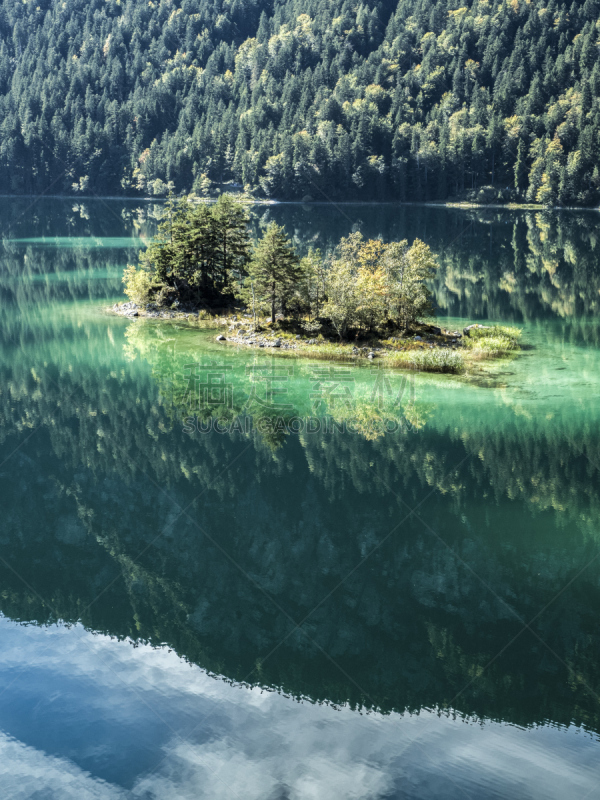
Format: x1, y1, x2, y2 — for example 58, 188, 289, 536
2, 306, 600, 733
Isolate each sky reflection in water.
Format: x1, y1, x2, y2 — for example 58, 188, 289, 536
0, 619, 598, 800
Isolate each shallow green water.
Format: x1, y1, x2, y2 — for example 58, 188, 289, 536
1, 197, 600, 798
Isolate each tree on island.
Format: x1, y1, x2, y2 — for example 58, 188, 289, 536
123, 194, 251, 308
244, 222, 303, 322
323, 233, 437, 339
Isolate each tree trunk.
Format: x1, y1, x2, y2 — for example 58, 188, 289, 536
271, 282, 276, 322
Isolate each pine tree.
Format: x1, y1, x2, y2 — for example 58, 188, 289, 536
211, 194, 251, 284
247, 223, 302, 321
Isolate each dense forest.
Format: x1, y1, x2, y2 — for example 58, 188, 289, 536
0, 0, 599, 204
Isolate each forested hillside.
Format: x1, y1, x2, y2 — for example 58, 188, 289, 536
1, 0, 599, 203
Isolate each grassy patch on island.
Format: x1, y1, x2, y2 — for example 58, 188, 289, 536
462, 326, 522, 359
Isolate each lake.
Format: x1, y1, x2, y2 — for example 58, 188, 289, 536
1, 197, 600, 799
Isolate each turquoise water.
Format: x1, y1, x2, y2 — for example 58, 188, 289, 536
1, 198, 600, 798
8, 236, 146, 247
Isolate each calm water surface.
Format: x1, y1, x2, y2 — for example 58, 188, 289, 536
1, 198, 600, 798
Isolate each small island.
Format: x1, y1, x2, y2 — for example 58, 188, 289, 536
116, 194, 521, 374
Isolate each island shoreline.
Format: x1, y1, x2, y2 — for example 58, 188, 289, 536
109, 302, 522, 376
